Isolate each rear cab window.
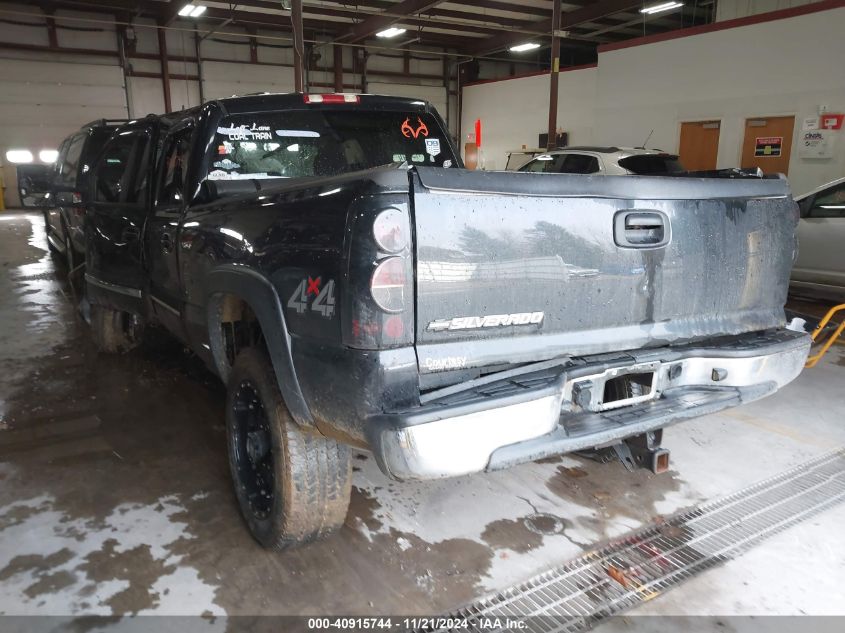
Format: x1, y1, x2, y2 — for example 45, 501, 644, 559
619, 154, 685, 175
207, 109, 457, 182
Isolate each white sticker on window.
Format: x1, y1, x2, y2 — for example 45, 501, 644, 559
213, 159, 240, 170
275, 130, 321, 138
412, 154, 425, 163
217, 124, 272, 140
443, 159, 453, 168
207, 171, 277, 181
392, 153, 405, 162
425, 138, 441, 157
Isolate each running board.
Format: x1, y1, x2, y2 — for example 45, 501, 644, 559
423, 448, 845, 633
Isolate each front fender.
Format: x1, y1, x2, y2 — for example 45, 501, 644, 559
205, 264, 314, 428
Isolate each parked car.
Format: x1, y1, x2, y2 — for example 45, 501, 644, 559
43, 119, 127, 270
518, 146, 685, 175
791, 177, 845, 299
15, 164, 53, 207
84, 93, 808, 549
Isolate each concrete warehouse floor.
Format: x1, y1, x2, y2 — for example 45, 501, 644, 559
1, 211, 844, 622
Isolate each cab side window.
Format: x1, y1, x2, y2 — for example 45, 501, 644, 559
59, 134, 86, 188
157, 127, 194, 207
522, 155, 564, 173
560, 154, 600, 174
808, 182, 845, 219
94, 131, 150, 204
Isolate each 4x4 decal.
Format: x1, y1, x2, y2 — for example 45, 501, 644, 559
287, 277, 336, 318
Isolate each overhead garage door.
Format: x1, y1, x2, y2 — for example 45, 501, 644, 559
201, 61, 295, 100
365, 82, 448, 123
0, 58, 127, 153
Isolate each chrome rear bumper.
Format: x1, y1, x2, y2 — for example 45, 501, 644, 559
370, 329, 810, 480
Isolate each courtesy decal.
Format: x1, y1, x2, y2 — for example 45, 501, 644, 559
401, 117, 429, 139
443, 159, 453, 168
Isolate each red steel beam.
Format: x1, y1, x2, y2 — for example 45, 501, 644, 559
547, 0, 561, 149
464, 0, 639, 56
336, 0, 448, 43
157, 20, 172, 112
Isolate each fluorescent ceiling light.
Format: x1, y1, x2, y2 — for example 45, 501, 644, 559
39, 149, 59, 163
178, 4, 206, 17
6, 149, 33, 164
640, 2, 683, 15
510, 42, 541, 52
376, 27, 407, 38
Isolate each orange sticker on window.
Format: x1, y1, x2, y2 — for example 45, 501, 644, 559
401, 117, 429, 139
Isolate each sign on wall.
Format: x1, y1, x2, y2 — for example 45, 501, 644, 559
754, 136, 783, 157
798, 129, 835, 159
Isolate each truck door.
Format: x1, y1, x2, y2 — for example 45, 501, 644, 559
85, 124, 155, 300
146, 122, 195, 338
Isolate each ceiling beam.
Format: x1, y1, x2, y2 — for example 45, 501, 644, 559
463, 0, 640, 56
335, 0, 448, 43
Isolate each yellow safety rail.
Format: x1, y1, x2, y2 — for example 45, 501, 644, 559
805, 303, 845, 368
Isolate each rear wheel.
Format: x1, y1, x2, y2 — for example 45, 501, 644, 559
226, 347, 352, 549
90, 303, 144, 353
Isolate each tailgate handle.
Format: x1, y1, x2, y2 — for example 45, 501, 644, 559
615, 211, 670, 248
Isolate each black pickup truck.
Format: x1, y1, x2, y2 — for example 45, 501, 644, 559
83, 93, 810, 549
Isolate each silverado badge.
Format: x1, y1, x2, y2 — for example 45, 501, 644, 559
427, 312, 544, 332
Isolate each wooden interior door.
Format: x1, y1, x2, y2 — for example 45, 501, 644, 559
741, 116, 795, 175
678, 121, 720, 171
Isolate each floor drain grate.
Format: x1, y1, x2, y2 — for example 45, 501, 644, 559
424, 448, 845, 633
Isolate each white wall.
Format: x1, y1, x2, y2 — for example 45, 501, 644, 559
461, 67, 597, 171
593, 6, 845, 195
715, 0, 816, 21
460, 4, 845, 195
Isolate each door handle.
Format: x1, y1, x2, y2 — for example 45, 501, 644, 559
122, 226, 140, 242
614, 211, 670, 248
161, 232, 173, 252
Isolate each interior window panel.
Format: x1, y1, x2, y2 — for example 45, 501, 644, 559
811, 183, 845, 218
158, 128, 193, 207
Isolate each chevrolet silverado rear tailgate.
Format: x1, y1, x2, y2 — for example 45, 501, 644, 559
411, 168, 797, 372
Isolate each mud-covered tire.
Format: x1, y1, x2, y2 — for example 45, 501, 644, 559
90, 303, 144, 353
226, 347, 352, 549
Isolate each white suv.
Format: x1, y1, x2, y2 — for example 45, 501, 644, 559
518, 146, 685, 175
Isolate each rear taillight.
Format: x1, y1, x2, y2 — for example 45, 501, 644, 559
373, 208, 408, 253
303, 93, 360, 104
344, 199, 413, 350
370, 257, 406, 313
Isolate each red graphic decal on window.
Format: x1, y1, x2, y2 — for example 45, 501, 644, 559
307, 276, 321, 296
401, 117, 429, 139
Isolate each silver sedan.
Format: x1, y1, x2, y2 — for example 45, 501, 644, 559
792, 177, 845, 299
